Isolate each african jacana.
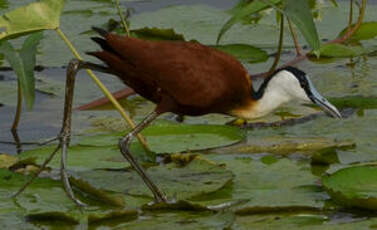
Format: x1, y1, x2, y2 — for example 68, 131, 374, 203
59, 27, 343, 204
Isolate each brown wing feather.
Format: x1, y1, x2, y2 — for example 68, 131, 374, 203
89, 33, 252, 115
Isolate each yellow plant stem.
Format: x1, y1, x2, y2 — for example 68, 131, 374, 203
114, 0, 130, 36
55, 28, 149, 151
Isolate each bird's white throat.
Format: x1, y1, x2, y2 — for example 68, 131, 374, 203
231, 70, 311, 120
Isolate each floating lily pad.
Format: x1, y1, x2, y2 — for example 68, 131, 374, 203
113, 212, 235, 230
0, 168, 79, 216
329, 96, 377, 110
194, 155, 326, 211
88, 209, 138, 226
79, 122, 246, 154
322, 166, 377, 210
214, 136, 354, 155
235, 214, 326, 229
19, 145, 130, 171
74, 157, 233, 200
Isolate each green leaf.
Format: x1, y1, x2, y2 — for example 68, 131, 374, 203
0, 41, 33, 109
131, 27, 185, 41
322, 166, 377, 210
217, 0, 282, 44
328, 96, 377, 110
79, 122, 246, 154
317, 43, 366, 58
283, 0, 320, 52
20, 31, 43, 85
75, 157, 233, 200
0, 0, 65, 40
0, 32, 43, 109
211, 44, 268, 63
19, 145, 131, 171
337, 22, 377, 42
328, 0, 338, 7
200, 155, 325, 209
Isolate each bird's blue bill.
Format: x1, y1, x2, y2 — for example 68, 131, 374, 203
307, 77, 342, 118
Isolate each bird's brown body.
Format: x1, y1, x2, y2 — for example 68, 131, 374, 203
89, 34, 255, 117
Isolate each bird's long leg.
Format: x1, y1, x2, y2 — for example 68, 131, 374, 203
12, 59, 110, 205
119, 111, 168, 203
59, 59, 86, 206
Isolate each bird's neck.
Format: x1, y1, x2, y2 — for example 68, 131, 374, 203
230, 74, 291, 120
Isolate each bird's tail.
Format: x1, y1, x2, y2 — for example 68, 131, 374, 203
91, 27, 109, 38
88, 27, 118, 56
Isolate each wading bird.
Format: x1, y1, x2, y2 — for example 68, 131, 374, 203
15, 27, 342, 205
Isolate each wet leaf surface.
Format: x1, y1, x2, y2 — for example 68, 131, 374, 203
74, 157, 233, 200
215, 136, 354, 155
323, 166, 377, 210
193, 155, 326, 210
19, 145, 130, 171
79, 121, 246, 154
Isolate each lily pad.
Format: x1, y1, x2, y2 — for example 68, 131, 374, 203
328, 96, 377, 110
79, 122, 246, 154
74, 156, 233, 200
19, 145, 130, 171
322, 166, 377, 210
112, 212, 235, 230
194, 155, 326, 210
0, 168, 79, 216
214, 136, 354, 155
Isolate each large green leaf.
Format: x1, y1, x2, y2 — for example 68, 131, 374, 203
74, 157, 233, 200
0, 0, 65, 40
20, 31, 43, 90
338, 21, 377, 42
322, 166, 377, 210
216, 0, 282, 44
211, 44, 268, 63
317, 43, 366, 58
196, 155, 325, 210
79, 122, 245, 154
0, 32, 43, 109
19, 145, 131, 171
283, 0, 320, 52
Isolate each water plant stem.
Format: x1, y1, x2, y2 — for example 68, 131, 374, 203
287, 18, 303, 57
266, 14, 284, 77
55, 28, 149, 151
114, 0, 130, 36
11, 80, 22, 132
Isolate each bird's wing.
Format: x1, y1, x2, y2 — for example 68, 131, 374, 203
103, 34, 250, 108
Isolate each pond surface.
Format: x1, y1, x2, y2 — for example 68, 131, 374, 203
0, 0, 377, 229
